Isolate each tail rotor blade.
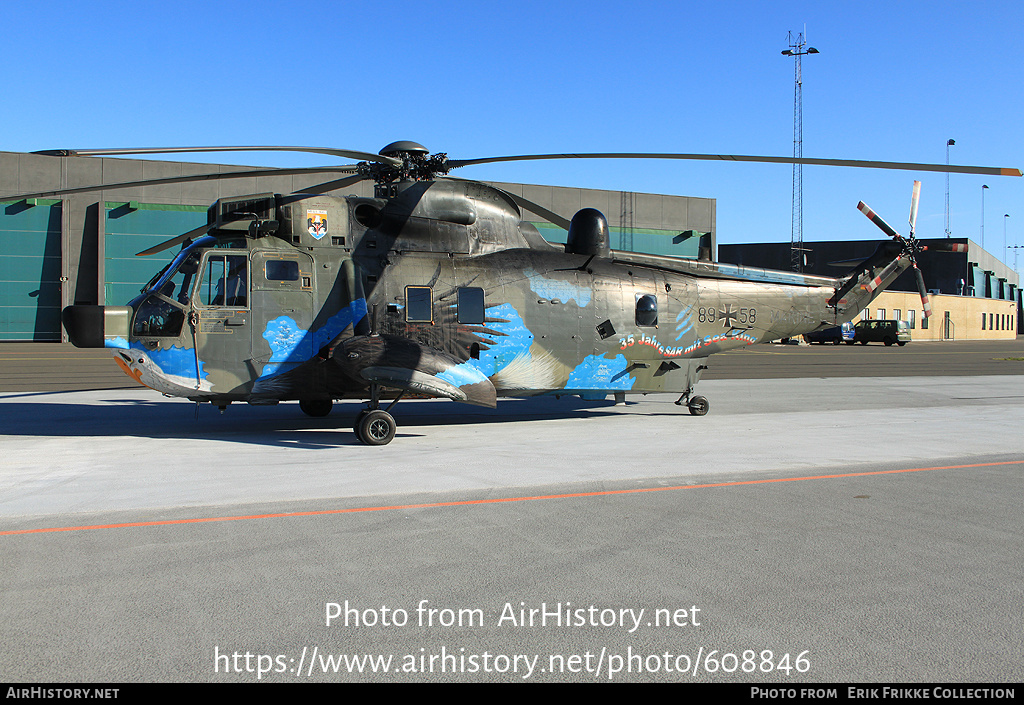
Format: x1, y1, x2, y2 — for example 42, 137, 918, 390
858, 201, 904, 242
909, 180, 921, 235
921, 242, 969, 253
913, 266, 933, 318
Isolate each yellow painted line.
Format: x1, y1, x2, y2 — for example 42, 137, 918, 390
2, 460, 1020, 537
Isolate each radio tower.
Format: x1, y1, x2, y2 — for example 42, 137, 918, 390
782, 30, 819, 272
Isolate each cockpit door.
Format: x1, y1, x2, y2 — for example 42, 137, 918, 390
192, 251, 252, 393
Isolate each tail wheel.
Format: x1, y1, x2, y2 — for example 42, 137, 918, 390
357, 409, 396, 446
688, 395, 709, 416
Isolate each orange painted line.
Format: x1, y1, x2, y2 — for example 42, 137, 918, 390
1, 460, 1020, 537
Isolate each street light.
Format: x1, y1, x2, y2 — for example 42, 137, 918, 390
1004, 214, 1010, 264
945, 139, 955, 238
981, 184, 989, 251
781, 31, 819, 273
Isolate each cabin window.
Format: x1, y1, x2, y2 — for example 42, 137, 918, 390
457, 287, 485, 324
266, 260, 299, 281
405, 286, 433, 323
199, 254, 248, 307
635, 294, 658, 327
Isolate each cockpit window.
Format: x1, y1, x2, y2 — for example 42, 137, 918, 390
143, 236, 216, 301
160, 252, 200, 305
199, 254, 248, 307
132, 298, 186, 337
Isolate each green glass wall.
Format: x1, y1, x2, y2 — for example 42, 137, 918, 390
104, 203, 208, 306
532, 222, 706, 259
0, 200, 62, 340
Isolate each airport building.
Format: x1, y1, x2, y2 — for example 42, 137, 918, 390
1, 149, 1016, 342
719, 239, 1021, 340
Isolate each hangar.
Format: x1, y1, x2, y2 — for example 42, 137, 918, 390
0, 150, 713, 342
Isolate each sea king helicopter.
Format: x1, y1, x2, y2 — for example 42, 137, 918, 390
11, 142, 1020, 444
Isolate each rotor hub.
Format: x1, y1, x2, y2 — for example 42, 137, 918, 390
361, 141, 449, 185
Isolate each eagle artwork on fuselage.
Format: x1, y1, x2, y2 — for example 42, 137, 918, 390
34, 141, 1019, 444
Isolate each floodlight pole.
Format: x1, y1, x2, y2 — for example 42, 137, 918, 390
782, 32, 819, 273
945, 139, 955, 238
1004, 214, 1010, 264
981, 184, 988, 251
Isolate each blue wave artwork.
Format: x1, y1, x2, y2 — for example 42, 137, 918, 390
523, 268, 592, 307
473, 303, 534, 377
434, 303, 533, 387
675, 305, 695, 342
565, 354, 634, 391
260, 298, 368, 378
130, 342, 205, 380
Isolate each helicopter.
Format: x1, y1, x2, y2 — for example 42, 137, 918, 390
8, 142, 1020, 445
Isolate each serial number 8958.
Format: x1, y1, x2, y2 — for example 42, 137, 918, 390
696, 307, 756, 324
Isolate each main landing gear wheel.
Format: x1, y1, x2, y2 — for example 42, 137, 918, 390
356, 409, 396, 446
299, 398, 333, 417
687, 395, 709, 416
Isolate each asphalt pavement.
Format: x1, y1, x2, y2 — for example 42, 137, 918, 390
0, 340, 1021, 683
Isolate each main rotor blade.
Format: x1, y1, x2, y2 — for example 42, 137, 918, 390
448, 152, 1022, 177
443, 176, 573, 230
1, 165, 358, 201
34, 145, 401, 166
501, 192, 572, 231
135, 221, 217, 257
298, 173, 370, 195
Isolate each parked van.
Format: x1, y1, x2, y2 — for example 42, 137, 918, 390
853, 320, 911, 346
804, 321, 855, 345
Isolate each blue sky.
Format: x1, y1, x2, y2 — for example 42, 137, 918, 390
4, 0, 1023, 259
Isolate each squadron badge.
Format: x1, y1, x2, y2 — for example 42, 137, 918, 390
307, 209, 328, 240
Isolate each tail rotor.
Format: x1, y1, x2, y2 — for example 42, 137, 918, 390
858, 180, 934, 318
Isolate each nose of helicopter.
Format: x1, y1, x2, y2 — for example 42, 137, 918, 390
61, 305, 132, 348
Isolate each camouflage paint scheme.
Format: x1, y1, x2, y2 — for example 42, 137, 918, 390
86, 178, 908, 413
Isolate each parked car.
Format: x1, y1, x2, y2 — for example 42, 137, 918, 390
804, 322, 855, 345
853, 320, 911, 346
